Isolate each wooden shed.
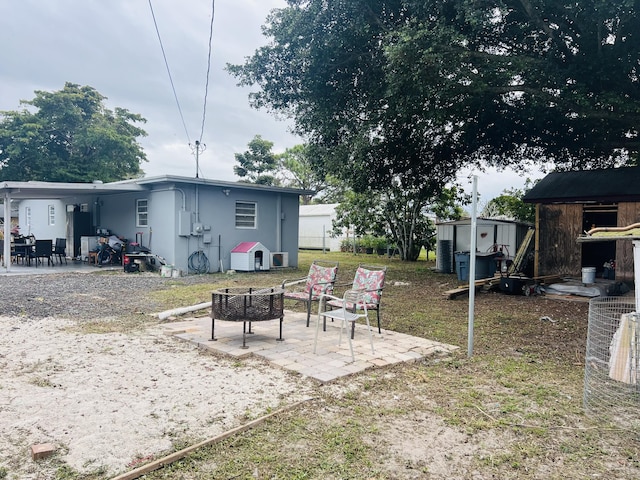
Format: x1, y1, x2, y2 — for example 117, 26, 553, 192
523, 166, 640, 282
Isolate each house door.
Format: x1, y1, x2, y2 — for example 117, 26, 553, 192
582, 203, 617, 277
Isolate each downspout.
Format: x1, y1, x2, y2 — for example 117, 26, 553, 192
195, 184, 199, 222
276, 194, 282, 252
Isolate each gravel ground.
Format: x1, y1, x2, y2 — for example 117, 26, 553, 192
0, 270, 317, 479
0, 271, 214, 319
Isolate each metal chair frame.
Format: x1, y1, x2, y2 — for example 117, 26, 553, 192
314, 289, 375, 362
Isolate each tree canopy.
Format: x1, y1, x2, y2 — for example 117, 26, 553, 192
228, 0, 640, 193
233, 134, 280, 185
481, 183, 536, 223
0, 82, 147, 182
332, 184, 464, 261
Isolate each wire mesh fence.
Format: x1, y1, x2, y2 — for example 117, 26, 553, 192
584, 297, 640, 424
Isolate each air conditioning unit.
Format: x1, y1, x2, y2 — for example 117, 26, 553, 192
270, 252, 288, 268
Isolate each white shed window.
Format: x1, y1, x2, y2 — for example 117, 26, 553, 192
48, 205, 55, 226
235, 201, 257, 229
136, 199, 148, 227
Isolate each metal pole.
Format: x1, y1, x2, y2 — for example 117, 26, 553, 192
322, 225, 326, 253
195, 140, 200, 178
633, 240, 640, 312
468, 176, 478, 357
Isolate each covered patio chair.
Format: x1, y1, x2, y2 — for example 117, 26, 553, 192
314, 288, 375, 362
53, 237, 67, 264
325, 264, 387, 338
281, 260, 339, 327
30, 239, 53, 267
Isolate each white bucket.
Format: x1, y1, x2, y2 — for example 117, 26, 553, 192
171, 268, 182, 278
161, 265, 173, 277
582, 267, 596, 284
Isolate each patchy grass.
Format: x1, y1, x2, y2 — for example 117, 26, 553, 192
104, 250, 640, 480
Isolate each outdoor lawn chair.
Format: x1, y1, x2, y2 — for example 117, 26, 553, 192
281, 260, 339, 327
30, 239, 53, 267
53, 238, 67, 264
314, 289, 375, 362
325, 264, 387, 338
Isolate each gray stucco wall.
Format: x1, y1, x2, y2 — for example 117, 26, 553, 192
96, 182, 301, 274
15, 181, 303, 275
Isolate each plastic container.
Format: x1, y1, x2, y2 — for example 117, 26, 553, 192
455, 251, 498, 282
161, 265, 173, 277
582, 267, 596, 284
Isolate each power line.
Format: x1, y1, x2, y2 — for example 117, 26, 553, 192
199, 0, 216, 144
148, 0, 191, 145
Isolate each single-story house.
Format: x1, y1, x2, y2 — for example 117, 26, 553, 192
298, 203, 347, 252
1, 176, 313, 274
523, 166, 640, 282
435, 217, 533, 274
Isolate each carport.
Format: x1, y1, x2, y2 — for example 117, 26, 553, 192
1, 181, 143, 273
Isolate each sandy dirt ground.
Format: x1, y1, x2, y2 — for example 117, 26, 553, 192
0, 315, 317, 479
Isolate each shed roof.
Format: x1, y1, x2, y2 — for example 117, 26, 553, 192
523, 166, 640, 204
436, 217, 528, 226
299, 203, 338, 216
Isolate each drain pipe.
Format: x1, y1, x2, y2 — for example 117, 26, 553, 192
276, 194, 282, 252
157, 301, 212, 321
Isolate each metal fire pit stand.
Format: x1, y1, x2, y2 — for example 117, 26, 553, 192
210, 287, 285, 349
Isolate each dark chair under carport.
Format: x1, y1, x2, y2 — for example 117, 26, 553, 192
53, 238, 67, 264
30, 239, 53, 267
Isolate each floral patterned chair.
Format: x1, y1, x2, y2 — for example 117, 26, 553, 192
325, 264, 387, 338
281, 260, 339, 327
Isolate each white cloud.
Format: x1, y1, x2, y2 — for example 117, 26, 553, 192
0, 0, 545, 197
0, 0, 298, 182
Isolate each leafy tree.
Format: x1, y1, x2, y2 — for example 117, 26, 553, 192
228, 0, 640, 194
233, 134, 280, 185
277, 144, 325, 203
482, 183, 536, 223
0, 82, 147, 182
332, 184, 464, 261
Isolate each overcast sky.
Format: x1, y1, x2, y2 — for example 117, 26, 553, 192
0, 0, 541, 205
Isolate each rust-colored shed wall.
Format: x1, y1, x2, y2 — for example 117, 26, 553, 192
535, 202, 640, 281
537, 204, 583, 276
615, 202, 640, 281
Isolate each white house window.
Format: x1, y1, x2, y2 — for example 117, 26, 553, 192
136, 199, 148, 227
25, 207, 32, 230
235, 201, 257, 229
47, 205, 55, 226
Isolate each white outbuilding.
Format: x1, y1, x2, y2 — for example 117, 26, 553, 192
299, 203, 346, 252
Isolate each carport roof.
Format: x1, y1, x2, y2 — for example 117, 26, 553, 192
0, 180, 144, 200
0, 175, 315, 201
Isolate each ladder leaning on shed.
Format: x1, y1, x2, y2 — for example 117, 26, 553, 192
508, 228, 535, 275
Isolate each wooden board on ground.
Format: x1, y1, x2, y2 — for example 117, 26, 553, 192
444, 274, 564, 300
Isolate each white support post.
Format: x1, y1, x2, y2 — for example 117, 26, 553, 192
468, 176, 478, 357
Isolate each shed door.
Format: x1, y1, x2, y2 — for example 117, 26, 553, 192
582, 203, 617, 275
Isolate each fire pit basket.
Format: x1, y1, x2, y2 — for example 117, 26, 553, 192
210, 287, 284, 348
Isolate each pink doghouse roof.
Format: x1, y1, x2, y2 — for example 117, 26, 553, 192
231, 242, 262, 253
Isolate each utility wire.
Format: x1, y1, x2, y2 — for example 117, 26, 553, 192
199, 0, 216, 144
148, 0, 191, 144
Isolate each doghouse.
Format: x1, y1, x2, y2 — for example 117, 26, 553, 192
230, 242, 271, 271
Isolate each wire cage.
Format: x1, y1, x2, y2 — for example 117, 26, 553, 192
584, 297, 640, 423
